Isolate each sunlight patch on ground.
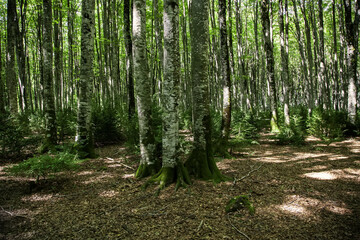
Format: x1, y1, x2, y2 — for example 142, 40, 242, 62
121, 173, 134, 179
275, 195, 352, 218
303, 171, 337, 180
303, 168, 360, 181
21, 193, 55, 202
77, 171, 95, 176
303, 165, 328, 171
82, 173, 115, 184
99, 190, 119, 198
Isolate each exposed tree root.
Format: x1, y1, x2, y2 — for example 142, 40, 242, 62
143, 164, 191, 195
186, 149, 232, 183
135, 163, 159, 178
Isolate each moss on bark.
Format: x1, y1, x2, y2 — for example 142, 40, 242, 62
144, 165, 191, 194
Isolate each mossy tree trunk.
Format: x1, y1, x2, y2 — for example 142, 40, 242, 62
43, 0, 57, 148
6, 0, 18, 115
185, 0, 229, 182
76, 0, 95, 158
219, 0, 232, 151
133, 0, 160, 178
261, 0, 279, 133
147, 0, 191, 190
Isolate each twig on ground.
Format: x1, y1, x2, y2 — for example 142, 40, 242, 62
0, 206, 32, 219
233, 163, 264, 185
196, 220, 204, 232
1, 206, 14, 216
106, 157, 135, 170
227, 214, 251, 240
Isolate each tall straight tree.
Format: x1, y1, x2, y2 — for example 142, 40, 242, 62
261, 0, 279, 132
279, 0, 290, 125
343, 0, 360, 124
76, 0, 95, 158
43, 0, 57, 148
6, 0, 18, 114
185, 0, 228, 182
146, 0, 190, 190
0, 32, 4, 114
123, 0, 135, 119
219, 0, 232, 150
133, 0, 160, 178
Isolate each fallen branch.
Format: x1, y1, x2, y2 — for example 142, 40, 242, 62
1, 206, 13, 216
106, 157, 135, 170
196, 220, 204, 232
226, 214, 251, 240
0, 206, 32, 219
233, 163, 264, 185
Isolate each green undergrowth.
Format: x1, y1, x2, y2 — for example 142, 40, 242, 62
6, 151, 82, 182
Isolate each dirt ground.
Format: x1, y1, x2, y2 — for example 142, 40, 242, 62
1, 134, 360, 240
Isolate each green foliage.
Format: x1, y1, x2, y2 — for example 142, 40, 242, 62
231, 110, 260, 140
0, 112, 42, 159
276, 115, 306, 145
92, 104, 124, 145
56, 108, 77, 140
225, 195, 255, 215
306, 108, 349, 140
6, 151, 80, 181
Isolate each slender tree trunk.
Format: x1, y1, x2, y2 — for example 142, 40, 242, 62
148, 0, 191, 189
68, 0, 74, 110
300, 0, 314, 112
133, 0, 159, 178
185, 0, 228, 182
293, 0, 310, 109
332, 0, 340, 110
219, 0, 232, 149
0, 32, 4, 114
261, 0, 279, 132
54, 0, 63, 111
343, 0, 359, 124
279, 0, 290, 125
43, 0, 57, 148
318, 0, 331, 109
6, 0, 18, 114
76, 0, 96, 158
124, 0, 135, 119
337, 2, 346, 110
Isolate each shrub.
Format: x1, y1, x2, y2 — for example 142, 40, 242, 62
231, 110, 260, 140
276, 114, 306, 145
6, 152, 80, 182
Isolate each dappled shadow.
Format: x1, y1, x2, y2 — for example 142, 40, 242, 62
1, 135, 359, 239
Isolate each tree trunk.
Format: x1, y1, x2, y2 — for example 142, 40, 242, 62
124, 0, 135, 119
185, 0, 228, 182
0, 31, 4, 114
261, 0, 279, 132
54, 0, 63, 111
133, 0, 160, 178
43, 0, 57, 148
219, 0, 232, 149
76, 0, 95, 158
147, 0, 191, 190
279, 0, 290, 125
318, 0, 331, 109
332, 0, 340, 110
6, 0, 18, 114
343, 0, 359, 124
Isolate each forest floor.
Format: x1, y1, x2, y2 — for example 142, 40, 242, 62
0, 133, 360, 240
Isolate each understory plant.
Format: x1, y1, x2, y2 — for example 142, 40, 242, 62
6, 152, 80, 182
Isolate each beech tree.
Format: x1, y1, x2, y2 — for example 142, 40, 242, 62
42, 0, 57, 149
185, 0, 228, 182
343, 0, 360, 125
261, 0, 279, 133
6, 0, 17, 114
133, 0, 160, 178
146, 0, 190, 190
76, 0, 95, 158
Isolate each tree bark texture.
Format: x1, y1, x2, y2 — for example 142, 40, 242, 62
76, 0, 96, 158
261, 0, 279, 132
133, 0, 159, 177
43, 0, 57, 146
6, 0, 18, 114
